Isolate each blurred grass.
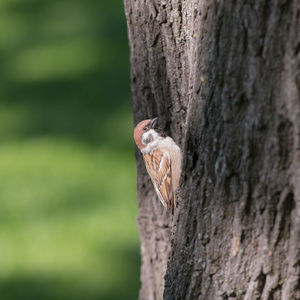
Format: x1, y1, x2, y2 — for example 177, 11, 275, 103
0, 0, 140, 299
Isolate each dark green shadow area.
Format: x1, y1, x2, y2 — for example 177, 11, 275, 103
0, 245, 140, 300
0, 0, 140, 299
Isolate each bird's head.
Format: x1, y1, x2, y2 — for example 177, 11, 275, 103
134, 117, 166, 150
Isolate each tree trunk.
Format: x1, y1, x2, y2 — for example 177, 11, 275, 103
124, 0, 300, 299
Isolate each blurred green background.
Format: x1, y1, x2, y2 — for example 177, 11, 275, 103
0, 0, 140, 299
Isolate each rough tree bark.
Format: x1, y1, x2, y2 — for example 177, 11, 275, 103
124, 0, 300, 299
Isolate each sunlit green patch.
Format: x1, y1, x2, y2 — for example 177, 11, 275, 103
7, 40, 100, 82
0, 13, 29, 48
0, 139, 139, 299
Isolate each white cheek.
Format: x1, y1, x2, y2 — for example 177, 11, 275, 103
142, 129, 158, 145
142, 131, 148, 141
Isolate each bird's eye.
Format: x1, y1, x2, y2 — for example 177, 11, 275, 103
143, 126, 149, 131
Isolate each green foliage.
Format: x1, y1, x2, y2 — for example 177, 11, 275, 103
0, 0, 139, 299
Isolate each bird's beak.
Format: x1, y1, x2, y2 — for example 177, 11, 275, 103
150, 117, 158, 128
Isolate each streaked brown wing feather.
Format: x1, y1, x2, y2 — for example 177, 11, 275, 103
143, 149, 174, 214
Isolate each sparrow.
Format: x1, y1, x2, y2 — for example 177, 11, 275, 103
133, 117, 183, 214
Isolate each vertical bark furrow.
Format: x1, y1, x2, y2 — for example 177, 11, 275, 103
164, 1, 300, 299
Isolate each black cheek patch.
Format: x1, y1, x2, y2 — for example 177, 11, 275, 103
143, 134, 153, 144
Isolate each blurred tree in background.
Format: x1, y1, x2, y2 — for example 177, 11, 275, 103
0, 0, 140, 299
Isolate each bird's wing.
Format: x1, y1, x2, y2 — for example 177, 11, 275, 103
143, 149, 174, 214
